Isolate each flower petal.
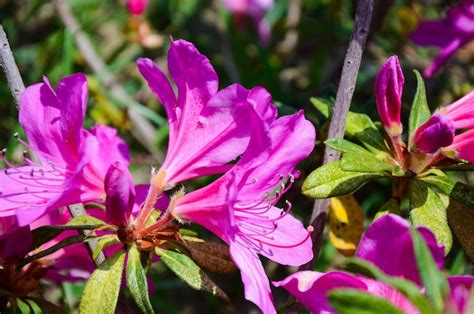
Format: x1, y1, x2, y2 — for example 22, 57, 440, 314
230, 242, 276, 314
273, 271, 367, 313
355, 214, 444, 285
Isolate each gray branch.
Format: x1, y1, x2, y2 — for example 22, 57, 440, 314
53, 0, 163, 162
304, 0, 374, 270
0, 24, 104, 266
0, 25, 25, 108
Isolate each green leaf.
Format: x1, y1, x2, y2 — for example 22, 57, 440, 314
374, 198, 400, 220
408, 70, 431, 150
328, 289, 403, 314
345, 111, 389, 153
24, 297, 64, 314
325, 138, 371, 154
310, 98, 389, 153
342, 258, 435, 314
410, 227, 450, 312
127, 245, 154, 314
67, 215, 107, 227
79, 251, 126, 314
447, 199, 474, 262
156, 248, 229, 301
409, 180, 452, 254
340, 152, 392, 173
302, 161, 384, 199
421, 174, 474, 208
93, 235, 120, 261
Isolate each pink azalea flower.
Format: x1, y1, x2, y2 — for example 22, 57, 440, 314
135, 39, 276, 229
126, 0, 149, 16
171, 107, 315, 314
411, 0, 474, 77
274, 214, 474, 314
221, 0, 274, 45
0, 74, 130, 226
413, 91, 474, 155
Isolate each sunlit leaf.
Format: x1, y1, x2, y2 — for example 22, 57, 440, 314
127, 245, 154, 314
408, 70, 430, 150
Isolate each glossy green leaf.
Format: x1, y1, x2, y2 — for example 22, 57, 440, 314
409, 180, 452, 254
24, 297, 64, 314
410, 227, 449, 312
340, 152, 392, 173
79, 251, 126, 314
408, 70, 431, 150
342, 258, 435, 314
328, 289, 403, 314
302, 161, 384, 199
67, 215, 107, 227
127, 245, 154, 314
156, 248, 229, 301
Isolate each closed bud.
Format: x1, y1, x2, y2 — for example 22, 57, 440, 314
375, 56, 404, 135
105, 162, 135, 227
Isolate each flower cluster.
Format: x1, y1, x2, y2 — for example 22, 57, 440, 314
0, 38, 314, 314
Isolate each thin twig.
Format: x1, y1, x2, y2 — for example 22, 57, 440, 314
0, 25, 25, 108
53, 0, 164, 162
303, 0, 374, 270
0, 24, 105, 267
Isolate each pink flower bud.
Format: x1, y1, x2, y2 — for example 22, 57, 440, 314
127, 0, 149, 16
413, 114, 455, 153
105, 162, 135, 227
375, 56, 404, 135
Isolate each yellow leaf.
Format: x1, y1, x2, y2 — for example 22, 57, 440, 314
328, 195, 364, 257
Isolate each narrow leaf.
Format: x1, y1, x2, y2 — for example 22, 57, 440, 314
156, 248, 229, 301
127, 245, 154, 314
302, 161, 384, 199
328, 289, 403, 314
184, 240, 237, 274
67, 215, 107, 227
409, 227, 449, 312
408, 70, 431, 150
409, 180, 452, 254
93, 235, 120, 261
79, 251, 126, 314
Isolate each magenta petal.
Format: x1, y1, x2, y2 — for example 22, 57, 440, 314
411, 21, 459, 47
355, 214, 444, 285
90, 125, 131, 172
162, 84, 260, 184
413, 114, 455, 153
273, 271, 368, 313
104, 163, 135, 227
56, 73, 88, 160
230, 243, 276, 314
424, 38, 465, 77
443, 91, 474, 129
449, 130, 474, 163
136, 57, 179, 151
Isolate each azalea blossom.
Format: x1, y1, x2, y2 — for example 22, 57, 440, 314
411, 0, 474, 77
274, 214, 474, 314
0, 74, 130, 226
170, 107, 315, 314
222, 0, 274, 45
134, 39, 274, 230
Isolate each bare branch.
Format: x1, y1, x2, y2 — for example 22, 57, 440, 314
53, 0, 163, 162
0, 25, 25, 108
303, 0, 374, 270
0, 24, 105, 267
